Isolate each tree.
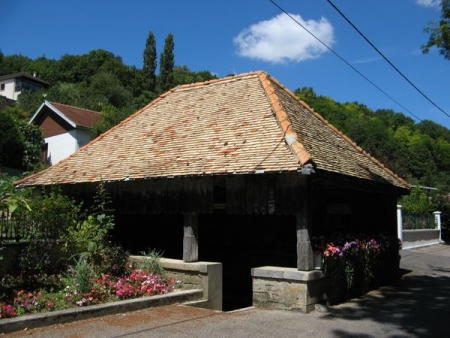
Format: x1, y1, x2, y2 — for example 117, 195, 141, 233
17, 120, 45, 171
400, 187, 435, 215
0, 54, 32, 75
88, 72, 133, 109
46, 82, 83, 106
422, 0, 450, 60
143, 31, 157, 92
159, 33, 175, 92
90, 104, 132, 138
0, 107, 44, 170
172, 66, 217, 86
0, 110, 25, 169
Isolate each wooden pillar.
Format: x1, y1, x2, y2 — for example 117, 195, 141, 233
296, 176, 313, 271
296, 212, 313, 271
183, 213, 198, 262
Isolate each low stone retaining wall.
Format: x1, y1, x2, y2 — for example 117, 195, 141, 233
130, 256, 222, 311
0, 289, 203, 334
251, 266, 327, 313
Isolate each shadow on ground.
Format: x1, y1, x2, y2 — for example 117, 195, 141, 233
323, 269, 450, 338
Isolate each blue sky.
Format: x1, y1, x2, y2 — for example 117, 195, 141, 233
1, 0, 449, 128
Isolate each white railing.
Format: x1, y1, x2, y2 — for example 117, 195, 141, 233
397, 205, 442, 249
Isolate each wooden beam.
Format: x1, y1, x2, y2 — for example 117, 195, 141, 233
183, 213, 198, 262
296, 212, 313, 271
296, 176, 313, 271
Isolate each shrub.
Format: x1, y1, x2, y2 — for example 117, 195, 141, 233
98, 245, 130, 277
137, 249, 165, 277
314, 233, 401, 305
62, 181, 115, 266
65, 256, 96, 295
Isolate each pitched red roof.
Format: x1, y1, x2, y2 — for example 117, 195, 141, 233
16, 71, 409, 190
47, 102, 102, 128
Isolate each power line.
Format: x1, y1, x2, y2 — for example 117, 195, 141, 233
268, 0, 423, 122
327, 0, 450, 119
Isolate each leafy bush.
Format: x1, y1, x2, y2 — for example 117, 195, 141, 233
137, 249, 165, 278
13, 186, 81, 240
313, 233, 401, 305
65, 256, 96, 295
98, 245, 130, 277
62, 181, 115, 266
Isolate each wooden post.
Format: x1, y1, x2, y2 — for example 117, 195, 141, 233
296, 176, 313, 271
183, 213, 198, 262
296, 212, 314, 271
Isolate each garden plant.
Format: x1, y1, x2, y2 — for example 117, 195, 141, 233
313, 233, 402, 305
0, 179, 179, 319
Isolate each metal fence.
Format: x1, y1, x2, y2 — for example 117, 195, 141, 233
403, 213, 437, 230
0, 210, 33, 241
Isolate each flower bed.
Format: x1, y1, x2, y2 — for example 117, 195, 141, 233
0, 265, 180, 319
312, 233, 401, 305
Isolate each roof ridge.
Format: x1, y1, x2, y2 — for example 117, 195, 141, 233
258, 72, 311, 165
49, 101, 102, 115
173, 71, 264, 92
271, 77, 410, 188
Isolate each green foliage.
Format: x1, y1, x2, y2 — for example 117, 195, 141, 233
295, 87, 450, 194
422, 0, 450, 60
1, 40, 219, 136
0, 174, 31, 214
15, 187, 81, 240
65, 256, 95, 295
45, 82, 84, 106
399, 187, 435, 215
137, 249, 166, 277
0, 107, 45, 170
0, 111, 25, 169
172, 66, 217, 87
62, 181, 115, 264
0, 54, 32, 75
90, 104, 131, 138
143, 31, 157, 92
99, 245, 130, 277
18, 239, 60, 280
88, 72, 133, 109
159, 33, 175, 92
17, 120, 45, 171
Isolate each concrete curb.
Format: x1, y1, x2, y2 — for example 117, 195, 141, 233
0, 289, 203, 334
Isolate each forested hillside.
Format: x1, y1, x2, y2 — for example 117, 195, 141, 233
295, 87, 450, 192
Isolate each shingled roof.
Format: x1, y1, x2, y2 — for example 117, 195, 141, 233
16, 71, 409, 190
30, 101, 102, 130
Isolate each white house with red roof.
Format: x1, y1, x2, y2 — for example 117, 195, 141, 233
29, 101, 101, 165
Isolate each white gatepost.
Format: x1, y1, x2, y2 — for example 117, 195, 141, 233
397, 205, 403, 242
434, 211, 442, 243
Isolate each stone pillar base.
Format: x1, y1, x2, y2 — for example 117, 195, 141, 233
251, 266, 327, 313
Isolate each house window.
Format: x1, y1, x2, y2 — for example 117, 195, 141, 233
41, 143, 49, 165
15, 79, 22, 92
0, 83, 4, 91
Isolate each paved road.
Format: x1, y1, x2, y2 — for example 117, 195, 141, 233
3, 244, 450, 338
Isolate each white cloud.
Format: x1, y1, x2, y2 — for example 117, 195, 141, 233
416, 0, 441, 8
233, 13, 334, 64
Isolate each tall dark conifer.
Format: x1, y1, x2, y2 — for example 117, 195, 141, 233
159, 33, 175, 92
143, 32, 157, 92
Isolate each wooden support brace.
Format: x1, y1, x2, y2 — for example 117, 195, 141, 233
183, 213, 198, 262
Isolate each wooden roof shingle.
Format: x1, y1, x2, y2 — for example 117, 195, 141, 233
16, 71, 409, 190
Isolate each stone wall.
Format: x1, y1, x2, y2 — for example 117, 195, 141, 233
130, 256, 222, 311
251, 266, 327, 313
